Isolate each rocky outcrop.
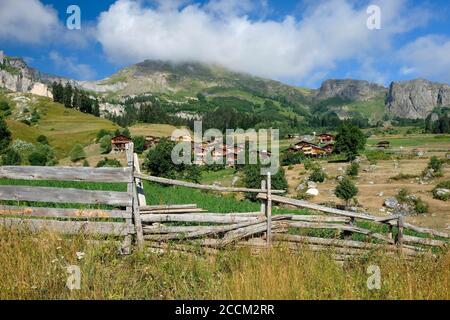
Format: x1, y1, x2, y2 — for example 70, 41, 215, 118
386, 79, 450, 119
0, 51, 53, 98
317, 79, 387, 101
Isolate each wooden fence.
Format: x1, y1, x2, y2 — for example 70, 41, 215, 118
0, 144, 448, 261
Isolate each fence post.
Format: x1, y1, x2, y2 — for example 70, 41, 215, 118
260, 180, 266, 216
126, 143, 144, 249
266, 172, 272, 246
396, 216, 404, 248
133, 153, 147, 207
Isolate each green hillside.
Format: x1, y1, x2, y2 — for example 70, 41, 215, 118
1, 92, 120, 158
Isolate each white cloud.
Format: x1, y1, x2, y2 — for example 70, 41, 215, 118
0, 0, 59, 43
398, 35, 450, 82
49, 51, 96, 80
0, 0, 92, 46
95, 0, 428, 82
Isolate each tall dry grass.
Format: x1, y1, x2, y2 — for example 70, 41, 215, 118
0, 227, 448, 300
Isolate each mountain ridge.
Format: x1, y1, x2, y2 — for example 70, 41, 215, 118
2, 50, 450, 122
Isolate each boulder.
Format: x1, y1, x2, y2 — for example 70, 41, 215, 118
384, 197, 399, 209
307, 181, 317, 188
306, 188, 319, 196
435, 188, 450, 197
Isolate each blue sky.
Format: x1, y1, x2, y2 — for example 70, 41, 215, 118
1, 0, 450, 88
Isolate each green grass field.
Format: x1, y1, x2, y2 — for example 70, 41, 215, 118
2, 93, 120, 158
367, 134, 450, 148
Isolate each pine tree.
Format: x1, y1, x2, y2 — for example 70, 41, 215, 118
63, 83, 73, 108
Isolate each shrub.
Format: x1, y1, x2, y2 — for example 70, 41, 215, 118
346, 161, 359, 178
335, 177, 358, 207
282, 151, 304, 166
1, 148, 21, 165
69, 144, 86, 162
28, 151, 47, 166
428, 156, 443, 174
433, 181, 450, 201
242, 164, 288, 201
99, 135, 112, 154
36, 135, 49, 145
396, 188, 429, 214
390, 173, 419, 181
334, 123, 366, 161
0, 100, 10, 111
133, 136, 146, 154
0, 116, 12, 152
309, 167, 326, 183
144, 138, 180, 178
96, 157, 122, 168
96, 129, 111, 142
303, 159, 319, 171
82, 159, 90, 167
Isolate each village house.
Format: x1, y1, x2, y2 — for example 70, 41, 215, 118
289, 140, 330, 157
376, 141, 390, 149
317, 133, 335, 144
111, 135, 132, 152
143, 136, 162, 150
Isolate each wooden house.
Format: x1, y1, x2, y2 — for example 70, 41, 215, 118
111, 135, 132, 152
143, 136, 161, 150
376, 141, 390, 149
317, 133, 335, 144
289, 141, 330, 157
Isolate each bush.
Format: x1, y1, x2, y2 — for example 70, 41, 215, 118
99, 135, 112, 154
69, 144, 86, 162
0, 100, 10, 111
390, 173, 419, 181
334, 123, 366, 161
303, 159, 320, 171
36, 135, 49, 145
428, 156, 443, 174
335, 177, 358, 207
133, 136, 146, 154
144, 139, 180, 178
396, 188, 429, 214
433, 181, 450, 201
96, 157, 122, 168
309, 167, 326, 183
0, 116, 12, 152
242, 164, 288, 201
1, 148, 21, 165
281, 151, 304, 166
96, 129, 111, 142
28, 151, 48, 166
82, 159, 90, 167
346, 161, 359, 178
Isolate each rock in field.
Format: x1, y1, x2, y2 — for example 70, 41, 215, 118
306, 188, 319, 196
384, 197, 399, 209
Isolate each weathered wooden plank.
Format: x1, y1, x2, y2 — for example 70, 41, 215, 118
398, 222, 450, 239
288, 221, 395, 244
133, 153, 147, 207
257, 193, 379, 221
272, 234, 423, 256
135, 173, 286, 194
0, 185, 131, 207
143, 220, 263, 241
0, 217, 135, 236
0, 166, 132, 183
0, 205, 131, 219
140, 204, 198, 211
290, 215, 351, 223
140, 208, 207, 214
402, 235, 447, 247
127, 143, 144, 249
140, 213, 262, 224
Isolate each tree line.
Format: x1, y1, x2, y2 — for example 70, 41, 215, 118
51, 82, 100, 116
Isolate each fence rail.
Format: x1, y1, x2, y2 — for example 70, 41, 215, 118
0, 143, 448, 260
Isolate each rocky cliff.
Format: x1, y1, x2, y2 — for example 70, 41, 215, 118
0, 51, 52, 98
386, 79, 450, 119
317, 79, 387, 101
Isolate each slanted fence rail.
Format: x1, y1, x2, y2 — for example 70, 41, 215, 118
0, 144, 448, 261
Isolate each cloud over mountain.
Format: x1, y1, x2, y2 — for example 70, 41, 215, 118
95, 0, 428, 83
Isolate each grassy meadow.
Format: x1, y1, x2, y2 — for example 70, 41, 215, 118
0, 226, 448, 300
